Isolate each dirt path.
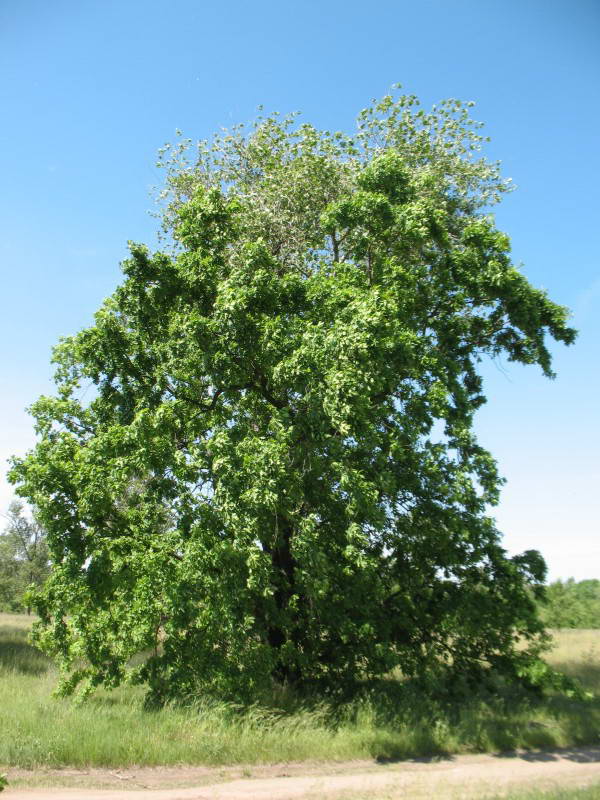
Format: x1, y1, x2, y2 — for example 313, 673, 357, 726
6, 748, 600, 799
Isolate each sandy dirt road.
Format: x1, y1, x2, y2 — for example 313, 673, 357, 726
5, 748, 600, 799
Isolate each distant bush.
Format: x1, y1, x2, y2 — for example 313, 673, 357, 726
539, 579, 600, 629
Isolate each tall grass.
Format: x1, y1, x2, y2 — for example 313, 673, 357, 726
546, 629, 600, 694
1, 613, 599, 769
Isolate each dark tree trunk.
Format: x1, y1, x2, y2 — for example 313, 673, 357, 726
267, 519, 303, 685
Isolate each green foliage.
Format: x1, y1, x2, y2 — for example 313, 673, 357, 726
0, 503, 50, 613
539, 579, 600, 629
9, 90, 576, 703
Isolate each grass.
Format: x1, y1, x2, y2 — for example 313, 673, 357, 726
485, 786, 600, 800
545, 629, 600, 691
1, 612, 600, 769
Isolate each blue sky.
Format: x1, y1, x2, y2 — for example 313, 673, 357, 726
1, 0, 598, 580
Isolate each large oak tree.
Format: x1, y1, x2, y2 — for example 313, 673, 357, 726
11, 92, 575, 702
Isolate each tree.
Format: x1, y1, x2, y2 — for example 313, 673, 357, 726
0, 502, 50, 613
10, 91, 576, 702
539, 579, 600, 629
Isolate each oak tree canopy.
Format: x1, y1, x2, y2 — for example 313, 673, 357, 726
11, 91, 576, 702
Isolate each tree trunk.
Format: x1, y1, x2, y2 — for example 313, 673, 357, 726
267, 519, 303, 685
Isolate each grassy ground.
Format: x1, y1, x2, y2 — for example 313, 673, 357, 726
1, 612, 599, 769
489, 787, 600, 800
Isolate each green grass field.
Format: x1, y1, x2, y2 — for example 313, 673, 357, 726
1, 612, 599, 769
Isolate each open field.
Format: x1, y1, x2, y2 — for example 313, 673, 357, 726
1, 613, 599, 775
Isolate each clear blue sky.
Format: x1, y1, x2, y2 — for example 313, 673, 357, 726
1, 0, 598, 580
